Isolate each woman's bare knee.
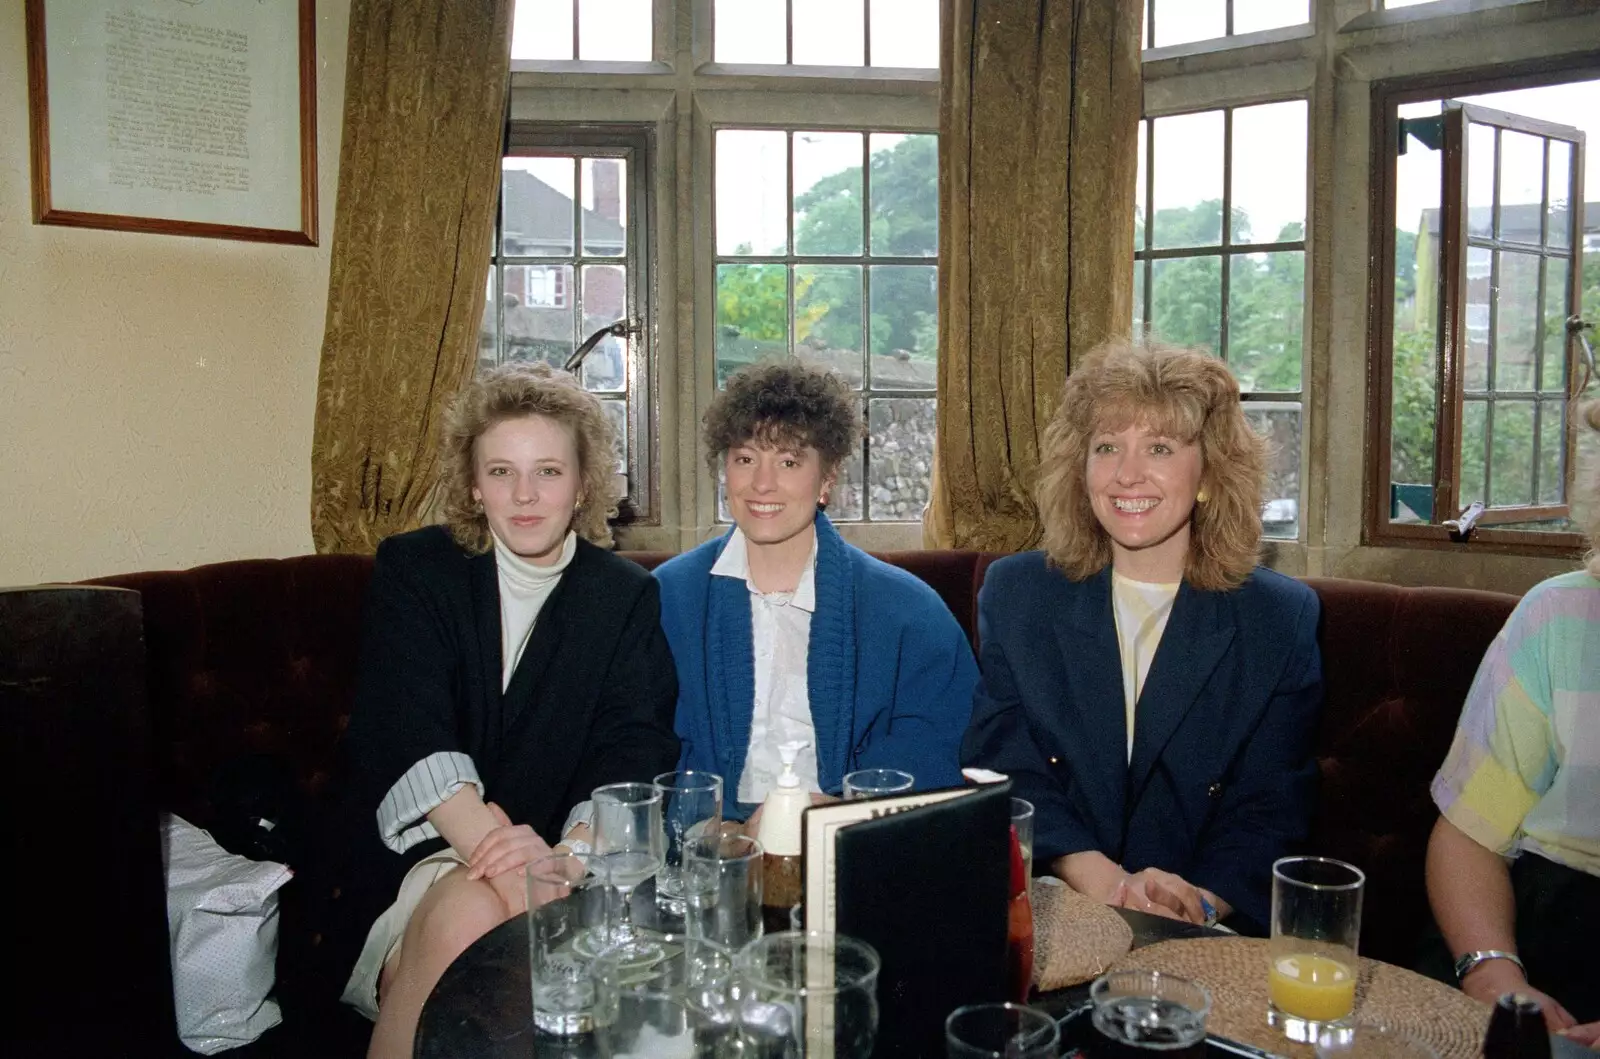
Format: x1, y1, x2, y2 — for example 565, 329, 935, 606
401, 873, 513, 976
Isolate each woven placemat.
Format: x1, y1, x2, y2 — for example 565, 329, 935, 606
1108, 937, 1489, 1059
1031, 879, 1135, 990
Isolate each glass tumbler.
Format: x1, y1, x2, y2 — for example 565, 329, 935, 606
654, 769, 724, 917
1268, 856, 1365, 1044
842, 768, 914, 800
683, 828, 764, 956
945, 1002, 1060, 1059
525, 852, 614, 1037
1090, 970, 1212, 1059
736, 930, 882, 1059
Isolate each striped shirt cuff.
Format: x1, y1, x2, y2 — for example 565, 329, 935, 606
377, 751, 484, 853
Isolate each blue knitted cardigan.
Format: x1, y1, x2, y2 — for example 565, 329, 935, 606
653, 512, 980, 815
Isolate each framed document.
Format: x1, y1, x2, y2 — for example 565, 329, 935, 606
25, 0, 318, 245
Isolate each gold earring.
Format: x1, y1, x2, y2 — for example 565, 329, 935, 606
1196, 489, 1210, 504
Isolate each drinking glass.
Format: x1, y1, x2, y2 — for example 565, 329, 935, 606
1268, 856, 1365, 1044
946, 1002, 1060, 1059
1010, 798, 1035, 882
654, 770, 724, 917
683, 828, 764, 956
736, 930, 882, 1059
593, 781, 667, 961
525, 852, 614, 1037
1090, 970, 1212, 1059
594, 945, 744, 1058
1316, 1022, 1438, 1059
842, 768, 914, 800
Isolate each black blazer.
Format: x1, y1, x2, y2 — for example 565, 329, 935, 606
961, 553, 1323, 931
336, 525, 680, 937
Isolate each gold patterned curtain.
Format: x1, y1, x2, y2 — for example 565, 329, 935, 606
309, 0, 513, 553
924, 0, 1142, 551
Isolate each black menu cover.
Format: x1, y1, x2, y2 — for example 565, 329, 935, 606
803, 780, 1014, 1058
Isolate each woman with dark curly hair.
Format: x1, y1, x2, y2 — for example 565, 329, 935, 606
654, 360, 978, 818
334, 362, 678, 1058
962, 338, 1323, 933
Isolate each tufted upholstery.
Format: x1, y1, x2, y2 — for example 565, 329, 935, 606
72, 552, 1519, 1051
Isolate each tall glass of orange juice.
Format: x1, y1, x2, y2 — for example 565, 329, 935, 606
1268, 856, 1365, 1045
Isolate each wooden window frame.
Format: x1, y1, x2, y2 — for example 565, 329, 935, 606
1363, 56, 1598, 557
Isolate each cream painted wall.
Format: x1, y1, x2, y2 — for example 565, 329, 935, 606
0, 1, 349, 586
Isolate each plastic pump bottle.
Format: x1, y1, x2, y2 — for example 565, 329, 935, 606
757, 740, 810, 931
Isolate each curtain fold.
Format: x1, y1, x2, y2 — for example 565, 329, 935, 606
925, 0, 1142, 551
310, 0, 513, 554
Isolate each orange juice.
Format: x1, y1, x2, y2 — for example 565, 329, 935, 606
1269, 953, 1355, 1022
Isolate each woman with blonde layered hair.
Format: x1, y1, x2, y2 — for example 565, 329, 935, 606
333, 361, 678, 1058
963, 338, 1324, 934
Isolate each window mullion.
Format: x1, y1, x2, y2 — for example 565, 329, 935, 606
1433, 106, 1470, 524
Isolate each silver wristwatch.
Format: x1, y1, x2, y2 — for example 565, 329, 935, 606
1453, 949, 1525, 981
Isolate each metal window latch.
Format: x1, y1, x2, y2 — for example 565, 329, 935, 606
566, 318, 642, 374
1568, 315, 1596, 385
1443, 501, 1486, 541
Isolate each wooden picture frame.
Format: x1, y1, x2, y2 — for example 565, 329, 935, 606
25, 0, 318, 246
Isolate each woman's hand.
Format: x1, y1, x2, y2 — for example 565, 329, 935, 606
1112, 867, 1208, 924
1461, 960, 1576, 1032
1558, 1021, 1600, 1049
465, 802, 554, 883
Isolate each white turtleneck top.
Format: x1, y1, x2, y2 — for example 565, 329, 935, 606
376, 530, 578, 853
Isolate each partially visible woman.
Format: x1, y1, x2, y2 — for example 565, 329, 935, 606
962, 338, 1323, 933
1424, 397, 1600, 1038
334, 363, 679, 1058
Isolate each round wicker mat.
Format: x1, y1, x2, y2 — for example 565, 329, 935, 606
1031, 879, 1135, 990
1107, 937, 1489, 1059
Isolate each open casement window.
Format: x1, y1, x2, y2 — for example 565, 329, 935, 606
1377, 102, 1587, 549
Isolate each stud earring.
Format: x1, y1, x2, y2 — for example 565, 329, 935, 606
1195, 489, 1210, 504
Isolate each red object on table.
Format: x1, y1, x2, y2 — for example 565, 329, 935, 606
1007, 823, 1035, 1002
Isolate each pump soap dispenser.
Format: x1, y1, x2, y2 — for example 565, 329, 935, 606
757, 739, 810, 933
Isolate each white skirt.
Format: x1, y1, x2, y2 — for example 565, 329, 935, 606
339, 848, 468, 1021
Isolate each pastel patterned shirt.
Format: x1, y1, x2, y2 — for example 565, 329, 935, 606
1430, 570, 1600, 876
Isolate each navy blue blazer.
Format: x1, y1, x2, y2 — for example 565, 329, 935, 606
961, 552, 1323, 931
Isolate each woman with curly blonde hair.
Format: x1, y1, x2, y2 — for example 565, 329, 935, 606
334, 361, 678, 1058
1424, 397, 1600, 1036
963, 338, 1324, 934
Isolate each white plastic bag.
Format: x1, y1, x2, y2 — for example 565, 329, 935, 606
162, 813, 293, 1054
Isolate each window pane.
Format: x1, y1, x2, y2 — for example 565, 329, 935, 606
869, 0, 939, 68
578, 0, 651, 61
796, 265, 864, 387
1547, 140, 1572, 247
1151, 0, 1224, 48
1232, 0, 1309, 34
1489, 401, 1535, 507
503, 265, 574, 369
480, 266, 499, 367
1135, 120, 1147, 252
870, 133, 938, 257
1151, 111, 1224, 249
1464, 246, 1490, 391
831, 443, 866, 521
503, 157, 575, 257
580, 265, 628, 392
599, 398, 628, 480
1133, 261, 1146, 336
1538, 400, 1565, 505
794, 132, 864, 256
794, 0, 865, 66
1542, 256, 1570, 393
1459, 400, 1487, 508
1231, 101, 1306, 245
716, 264, 788, 382
1245, 404, 1301, 540
1150, 255, 1221, 354
1391, 114, 1439, 506
870, 265, 937, 390
1497, 130, 1545, 243
1493, 250, 1539, 393
1390, 326, 1439, 506
1229, 251, 1303, 392
1466, 121, 1494, 239
868, 398, 936, 520
581, 158, 627, 257
714, 0, 785, 63
717, 130, 788, 255
513, 0, 573, 60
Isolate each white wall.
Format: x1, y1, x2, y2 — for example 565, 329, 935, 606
0, 1, 349, 585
